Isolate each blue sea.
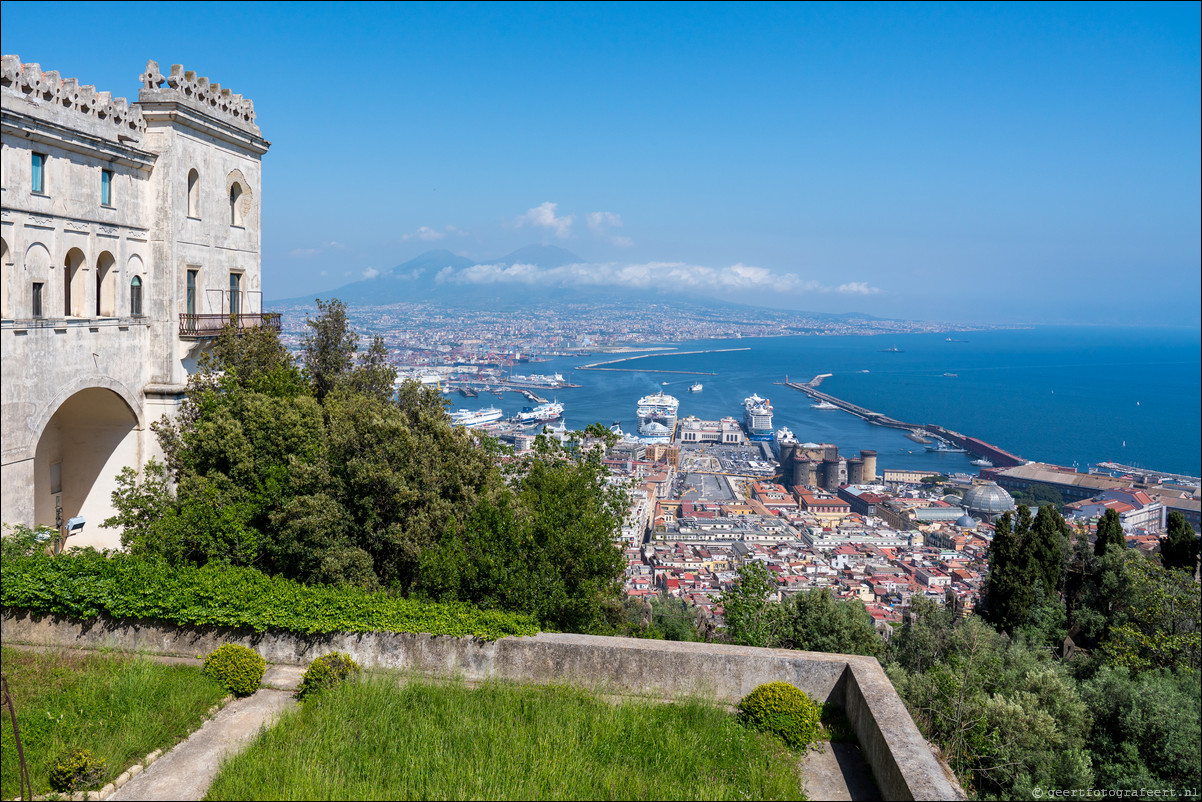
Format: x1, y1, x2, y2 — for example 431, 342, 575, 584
451, 326, 1202, 478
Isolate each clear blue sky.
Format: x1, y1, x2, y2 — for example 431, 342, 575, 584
4, 1, 1199, 325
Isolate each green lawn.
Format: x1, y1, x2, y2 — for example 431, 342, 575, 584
207, 677, 807, 800
0, 646, 227, 798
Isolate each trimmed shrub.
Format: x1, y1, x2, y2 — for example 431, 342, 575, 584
295, 652, 361, 700
49, 748, 106, 792
736, 681, 821, 749
203, 643, 265, 697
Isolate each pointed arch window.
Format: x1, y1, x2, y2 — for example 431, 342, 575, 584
130, 276, 143, 317
187, 169, 200, 218
229, 183, 244, 226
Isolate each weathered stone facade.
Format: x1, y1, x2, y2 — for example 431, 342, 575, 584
1, 56, 271, 548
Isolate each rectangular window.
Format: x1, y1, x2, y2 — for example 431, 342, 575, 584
229, 273, 241, 316
101, 169, 113, 206
32, 282, 44, 317
32, 153, 46, 194
186, 269, 198, 316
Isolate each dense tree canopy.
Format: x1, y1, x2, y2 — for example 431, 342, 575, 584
106, 310, 625, 631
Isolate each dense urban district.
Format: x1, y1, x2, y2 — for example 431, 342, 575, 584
273, 297, 992, 362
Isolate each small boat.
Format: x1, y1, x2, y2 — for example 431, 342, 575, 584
811, 400, 838, 410
689, 382, 703, 393
880, 346, 903, 353
971, 458, 993, 468
943, 373, 958, 378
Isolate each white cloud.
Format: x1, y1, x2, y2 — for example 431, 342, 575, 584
586, 211, 633, 247
437, 258, 873, 297
586, 211, 622, 233
516, 202, 574, 239
362, 267, 380, 279
401, 225, 465, 242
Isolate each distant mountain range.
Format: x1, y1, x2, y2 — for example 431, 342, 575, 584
270, 244, 882, 322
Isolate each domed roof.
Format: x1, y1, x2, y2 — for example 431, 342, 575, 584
963, 482, 1016, 516
956, 513, 978, 529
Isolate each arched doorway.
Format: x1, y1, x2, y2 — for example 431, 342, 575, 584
96, 251, 116, 317
64, 247, 87, 317
1, 237, 10, 319
33, 387, 141, 550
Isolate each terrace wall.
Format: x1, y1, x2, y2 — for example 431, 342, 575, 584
2, 609, 963, 801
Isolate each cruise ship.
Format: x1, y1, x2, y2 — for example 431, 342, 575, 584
515, 401, 564, 425
636, 391, 680, 443
772, 426, 796, 458
743, 394, 774, 441
449, 407, 504, 428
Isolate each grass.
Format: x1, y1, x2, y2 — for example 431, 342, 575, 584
0, 646, 227, 798
206, 676, 807, 800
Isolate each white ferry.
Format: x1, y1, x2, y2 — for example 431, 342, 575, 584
811, 400, 839, 410
636, 391, 680, 442
515, 401, 564, 425
449, 407, 504, 428
743, 394, 774, 441
689, 382, 703, 393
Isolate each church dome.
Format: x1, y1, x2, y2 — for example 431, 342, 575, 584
963, 482, 1016, 517
956, 512, 978, 529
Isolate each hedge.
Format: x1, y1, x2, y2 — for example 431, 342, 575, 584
0, 552, 538, 640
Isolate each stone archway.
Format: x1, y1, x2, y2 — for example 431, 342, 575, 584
32, 387, 141, 550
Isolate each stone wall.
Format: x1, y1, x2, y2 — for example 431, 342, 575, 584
2, 609, 963, 801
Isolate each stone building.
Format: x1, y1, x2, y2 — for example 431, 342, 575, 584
1, 57, 273, 549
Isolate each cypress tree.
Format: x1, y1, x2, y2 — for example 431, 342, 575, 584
983, 509, 1035, 633
1160, 511, 1200, 574
1028, 504, 1071, 594
1094, 508, 1125, 557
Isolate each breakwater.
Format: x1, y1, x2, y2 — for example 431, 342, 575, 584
577, 348, 750, 374
781, 378, 1026, 468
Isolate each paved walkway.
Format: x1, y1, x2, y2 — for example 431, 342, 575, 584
109, 688, 295, 801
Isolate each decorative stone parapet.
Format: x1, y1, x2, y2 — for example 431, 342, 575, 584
1, 55, 147, 136
137, 61, 257, 132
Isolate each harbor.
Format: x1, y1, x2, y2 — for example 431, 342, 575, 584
576, 348, 751, 375
779, 376, 1027, 468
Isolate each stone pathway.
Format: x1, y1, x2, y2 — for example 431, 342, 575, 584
109, 666, 303, 802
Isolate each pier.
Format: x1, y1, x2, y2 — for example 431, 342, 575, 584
577, 347, 750, 374
780, 377, 1026, 468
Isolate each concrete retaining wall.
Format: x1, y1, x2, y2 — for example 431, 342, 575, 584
2, 608, 962, 801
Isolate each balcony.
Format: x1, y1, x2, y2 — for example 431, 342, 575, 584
179, 313, 282, 339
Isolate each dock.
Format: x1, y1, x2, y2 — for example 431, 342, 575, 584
577, 347, 750, 373
780, 377, 1026, 468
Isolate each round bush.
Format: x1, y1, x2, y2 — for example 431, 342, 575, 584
295, 652, 361, 700
736, 681, 821, 749
49, 747, 106, 792
203, 643, 266, 697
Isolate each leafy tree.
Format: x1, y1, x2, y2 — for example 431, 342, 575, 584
1079, 666, 1201, 792
781, 588, 883, 657
1094, 508, 1125, 557
1160, 510, 1200, 575
1100, 553, 1201, 672
302, 298, 358, 402
718, 561, 786, 648
345, 334, 398, 403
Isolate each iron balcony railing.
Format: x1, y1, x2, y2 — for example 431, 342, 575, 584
179, 312, 282, 338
